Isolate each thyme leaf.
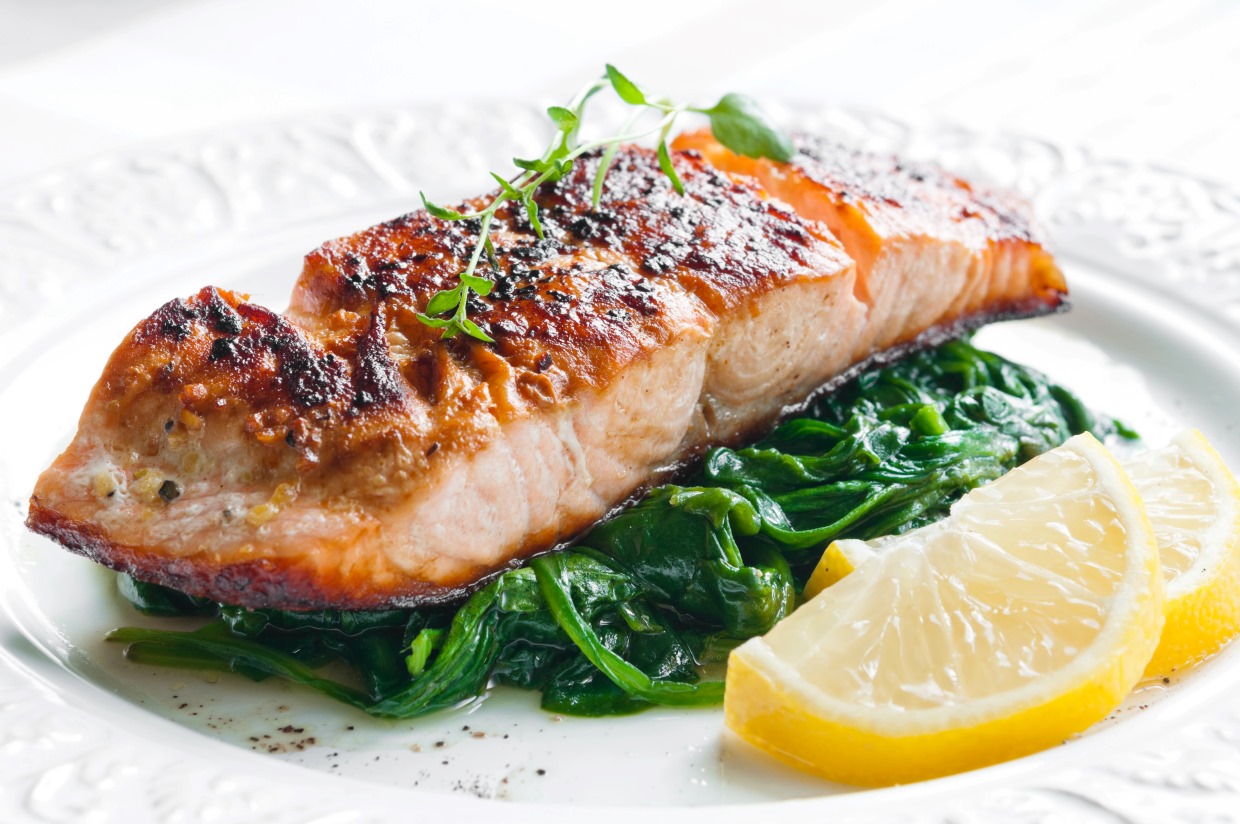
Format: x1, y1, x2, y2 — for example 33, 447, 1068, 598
697, 93, 795, 162
546, 105, 579, 131
605, 63, 647, 105
657, 140, 684, 196
419, 192, 465, 221
416, 66, 794, 342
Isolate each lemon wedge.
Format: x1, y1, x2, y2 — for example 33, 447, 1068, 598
806, 429, 1240, 675
725, 433, 1163, 786
803, 537, 873, 599
1123, 429, 1240, 677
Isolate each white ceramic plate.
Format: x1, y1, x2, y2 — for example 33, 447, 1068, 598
2, 103, 1240, 823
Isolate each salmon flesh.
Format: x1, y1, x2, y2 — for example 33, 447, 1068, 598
26, 130, 1067, 609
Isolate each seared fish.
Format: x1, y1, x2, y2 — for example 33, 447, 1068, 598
27, 134, 1066, 609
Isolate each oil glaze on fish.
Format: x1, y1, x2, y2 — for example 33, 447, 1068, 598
27, 131, 1066, 609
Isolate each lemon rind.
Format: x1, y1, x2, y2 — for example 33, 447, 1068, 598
725, 434, 1165, 785
1143, 429, 1240, 676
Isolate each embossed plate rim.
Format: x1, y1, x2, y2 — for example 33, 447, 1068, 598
2, 101, 1240, 823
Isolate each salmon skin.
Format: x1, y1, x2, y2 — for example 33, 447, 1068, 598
27, 133, 1067, 610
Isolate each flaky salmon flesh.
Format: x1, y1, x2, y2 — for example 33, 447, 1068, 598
27, 129, 1066, 610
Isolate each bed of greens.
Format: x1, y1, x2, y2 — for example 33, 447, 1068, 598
108, 338, 1126, 719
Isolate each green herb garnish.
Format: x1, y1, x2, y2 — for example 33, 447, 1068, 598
415, 64, 794, 342
108, 339, 1129, 718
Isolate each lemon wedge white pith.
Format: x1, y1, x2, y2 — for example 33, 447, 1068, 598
725, 433, 1164, 786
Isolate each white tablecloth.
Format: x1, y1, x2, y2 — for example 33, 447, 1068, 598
3, 4, 1240, 822
2, 0, 1238, 191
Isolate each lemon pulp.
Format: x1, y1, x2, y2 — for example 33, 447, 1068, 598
1124, 429, 1240, 676
726, 434, 1163, 786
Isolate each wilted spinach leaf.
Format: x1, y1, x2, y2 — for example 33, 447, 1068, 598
108, 338, 1119, 718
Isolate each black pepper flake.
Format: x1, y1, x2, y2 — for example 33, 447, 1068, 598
425, 442, 440, 457
514, 285, 539, 299
156, 300, 197, 340
535, 354, 552, 373
209, 337, 235, 361
208, 303, 243, 335
546, 289, 571, 304
536, 769, 546, 776
567, 216, 599, 239
641, 253, 675, 275
490, 278, 514, 301
510, 241, 553, 262
164, 420, 174, 433
158, 480, 182, 503
285, 431, 296, 447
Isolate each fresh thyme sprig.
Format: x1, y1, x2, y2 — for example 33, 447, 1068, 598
417, 65, 795, 342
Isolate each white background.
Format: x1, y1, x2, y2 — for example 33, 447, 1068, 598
3, 3, 1240, 820
1, 0, 1238, 191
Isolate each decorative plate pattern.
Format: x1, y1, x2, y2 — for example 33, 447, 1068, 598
2, 102, 1240, 823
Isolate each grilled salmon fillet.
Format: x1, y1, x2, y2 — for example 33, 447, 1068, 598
672, 129, 1065, 352
27, 135, 1066, 609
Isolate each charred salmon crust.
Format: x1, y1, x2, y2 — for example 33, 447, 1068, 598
25, 300, 1060, 611
27, 139, 1066, 610
672, 129, 1067, 356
